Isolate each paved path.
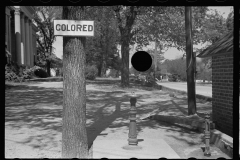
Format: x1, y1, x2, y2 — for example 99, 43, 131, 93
5, 80, 229, 159
157, 82, 212, 97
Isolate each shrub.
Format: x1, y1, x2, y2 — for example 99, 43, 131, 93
34, 68, 49, 78
5, 63, 50, 82
85, 65, 98, 80
5, 65, 22, 82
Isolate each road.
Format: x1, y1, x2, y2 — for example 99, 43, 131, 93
157, 82, 212, 98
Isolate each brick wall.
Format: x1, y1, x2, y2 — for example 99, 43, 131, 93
212, 53, 233, 137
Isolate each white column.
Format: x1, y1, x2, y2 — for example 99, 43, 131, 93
24, 17, 28, 66
29, 21, 33, 67
25, 17, 30, 67
8, 14, 12, 55
5, 7, 11, 53
20, 13, 25, 65
14, 8, 21, 65
5, 14, 8, 46
33, 34, 37, 65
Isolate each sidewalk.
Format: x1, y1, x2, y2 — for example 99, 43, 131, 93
5, 79, 231, 158
153, 82, 232, 158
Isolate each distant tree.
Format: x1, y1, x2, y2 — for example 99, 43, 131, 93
129, 65, 140, 75
33, 6, 62, 76
163, 58, 187, 81
85, 6, 120, 77
196, 57, 212, 82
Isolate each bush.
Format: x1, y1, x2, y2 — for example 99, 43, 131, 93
34, 68, 49, 78
5, 65, 22, 82
85, 65, 98, 80
5, 64, 49, 82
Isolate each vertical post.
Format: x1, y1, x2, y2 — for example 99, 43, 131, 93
128, 92, 138, 145
123, 92, 142, 150
204, 113, 211, 157
185, 6, 196, 115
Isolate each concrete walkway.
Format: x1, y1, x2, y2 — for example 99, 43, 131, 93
5, 80, 231, 159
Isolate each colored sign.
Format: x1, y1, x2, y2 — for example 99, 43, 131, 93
54, 20, 94, 36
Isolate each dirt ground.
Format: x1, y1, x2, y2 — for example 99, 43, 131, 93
5, 78, 230, 158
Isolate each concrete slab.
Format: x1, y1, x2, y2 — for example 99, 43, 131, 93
93, 138, 180, 159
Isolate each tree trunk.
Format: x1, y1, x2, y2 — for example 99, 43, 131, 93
101, 61, 106, 77
46, 60, 51, 77
185, 7, 196, 115
97, 63, 102, 77
121, 38, 130, 87
62, 6, 89, 158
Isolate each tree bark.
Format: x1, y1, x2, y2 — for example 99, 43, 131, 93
185, 7, 196, 115
46, 60, 51, 77
121, 36, 130, 87
114, 6, 137, 88
62, 6, 89, 158
97, 63, 102, 77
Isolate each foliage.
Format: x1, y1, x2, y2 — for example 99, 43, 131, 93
162, 58, 187, 81
33, 6, 62, 76
50, 54, 63, 68
129, 66, 140, 75
107, 69, 120, 78
197, 9, 229, 45
85, 65, 98, 80
133, 7, 208, 52
196, 57, 212, 81
34, 67, 49, 78
5, 64, 44, 82
5, 65, 21, 82
85, 6, 120, 77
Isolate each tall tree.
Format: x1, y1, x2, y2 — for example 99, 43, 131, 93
33, 6, 62, 76
113, 6, 139, 87
62, 6, 88, 158
85, 6, 120, 77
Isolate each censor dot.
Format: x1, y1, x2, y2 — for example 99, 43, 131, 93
131, 51, 152, 72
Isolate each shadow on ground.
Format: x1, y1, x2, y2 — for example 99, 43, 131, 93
5, 79, 208, 157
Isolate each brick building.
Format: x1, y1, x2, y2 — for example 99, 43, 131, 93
5, 6, 38, 67
197, 31, 233, 137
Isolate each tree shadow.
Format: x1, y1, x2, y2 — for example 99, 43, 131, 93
5, 81, 207, 157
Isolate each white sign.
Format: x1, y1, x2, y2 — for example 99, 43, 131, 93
54, 20, 94, 36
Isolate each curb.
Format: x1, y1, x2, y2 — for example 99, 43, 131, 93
151, 114, 233, 158
155, 84, 212, 102
209, 129, 233, 158
29, 77, 63, 82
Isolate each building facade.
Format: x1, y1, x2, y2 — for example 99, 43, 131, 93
197, 32, 233, 137
5, 6, 38, 67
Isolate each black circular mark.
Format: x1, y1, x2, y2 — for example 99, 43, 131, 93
98, 0, 111, 3
39, 0, 52, 3
69, 0, 81, 3
131, 51, 152, 72
9, 0, 22, 3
